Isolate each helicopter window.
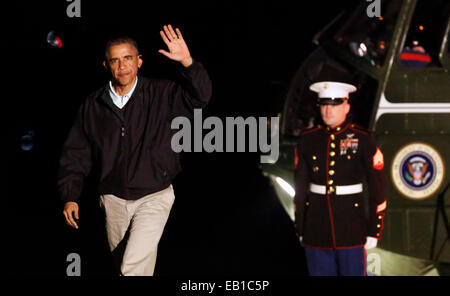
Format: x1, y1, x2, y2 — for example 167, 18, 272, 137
333, 0, 403, 67
402, 0, 450, 67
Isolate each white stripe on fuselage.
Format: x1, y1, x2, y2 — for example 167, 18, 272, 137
375, 93, 450, 121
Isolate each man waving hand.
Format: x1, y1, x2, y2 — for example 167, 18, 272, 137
59, 25, 212, 276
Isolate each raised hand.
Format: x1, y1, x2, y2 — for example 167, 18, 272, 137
158, 24, 193, 67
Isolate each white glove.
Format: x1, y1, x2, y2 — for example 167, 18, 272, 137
364, 236, 378, 249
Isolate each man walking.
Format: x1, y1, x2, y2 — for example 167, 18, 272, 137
294, 81, 386, 276
58, 25, 212, 275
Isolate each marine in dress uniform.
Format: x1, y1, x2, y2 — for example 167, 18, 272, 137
294, 82, 387, 276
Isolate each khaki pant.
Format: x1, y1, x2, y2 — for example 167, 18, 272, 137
99, 185, 175, 276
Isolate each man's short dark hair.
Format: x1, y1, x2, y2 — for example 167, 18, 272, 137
104, 35, 139, 59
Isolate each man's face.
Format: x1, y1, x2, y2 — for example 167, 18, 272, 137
320, 100, 350, 128
104, 43, 142, 87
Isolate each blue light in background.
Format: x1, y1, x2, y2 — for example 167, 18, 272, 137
20, 130, 35, 151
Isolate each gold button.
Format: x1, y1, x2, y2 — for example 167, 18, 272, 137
377, 224, 381, 228
329, 170, 335, 175
306, 202, 310, 206
347, 155, 351, 159
336, 127, 341, 131
330, 134, 335, 140
378, 215, 383, 219
313, 166, 319, 172
330, 151, 336, 157
312, 155, 317, 160
327, 186, 335, 194
330, 142, 336, 148
328, 180, 334, 185
330, 160, 335, 166
354, 203, 359, 207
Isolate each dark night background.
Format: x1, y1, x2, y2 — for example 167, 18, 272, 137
3, 0, 348, 278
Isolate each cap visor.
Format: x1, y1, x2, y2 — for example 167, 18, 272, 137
318, 98, 344, 105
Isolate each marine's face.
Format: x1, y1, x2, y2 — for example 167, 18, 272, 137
104, 43, 142, 87
320, 100, 350, 128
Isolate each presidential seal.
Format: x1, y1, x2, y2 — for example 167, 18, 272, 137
391, 142, 445, 200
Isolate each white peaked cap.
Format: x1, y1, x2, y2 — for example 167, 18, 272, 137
309, 81, 357, 98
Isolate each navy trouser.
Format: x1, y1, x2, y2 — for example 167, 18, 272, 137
304, 246, 366, 276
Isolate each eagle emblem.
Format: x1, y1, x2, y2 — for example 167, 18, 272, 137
405, 156, 431, 186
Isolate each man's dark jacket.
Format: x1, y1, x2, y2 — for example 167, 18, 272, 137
58, 60, 212, 204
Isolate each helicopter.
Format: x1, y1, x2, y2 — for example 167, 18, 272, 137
261, 0, 450, 275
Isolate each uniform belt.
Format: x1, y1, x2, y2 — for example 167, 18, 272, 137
309, 183, 363, 195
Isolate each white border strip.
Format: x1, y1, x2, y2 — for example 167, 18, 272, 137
375, 93, 450, 121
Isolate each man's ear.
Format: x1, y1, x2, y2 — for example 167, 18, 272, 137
344, 100, 351, 115
103, 61, 108, 70
137, 54, 143, 68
